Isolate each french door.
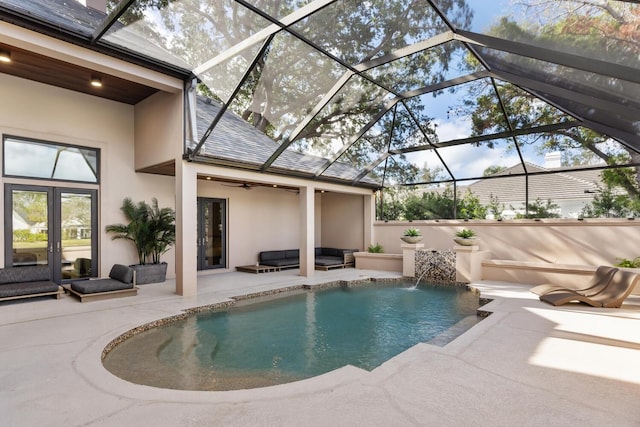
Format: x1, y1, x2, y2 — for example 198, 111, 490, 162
197, 197, 226, 270
5, 184, 98, 283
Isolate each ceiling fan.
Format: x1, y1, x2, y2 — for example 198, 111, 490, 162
221, 182, 254, 190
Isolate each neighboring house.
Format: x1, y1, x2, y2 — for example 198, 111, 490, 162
466, 154, 603, 219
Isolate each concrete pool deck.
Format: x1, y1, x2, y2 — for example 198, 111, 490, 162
0, 268, 639, 426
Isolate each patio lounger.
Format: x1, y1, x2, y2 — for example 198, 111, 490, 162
530, 265, 618, 296
65, 264, 137, 302
540, 269, 640, 308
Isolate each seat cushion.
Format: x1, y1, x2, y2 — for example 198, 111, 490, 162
109, 264, 134, 284
71, 279, 133, 294
321, 248, 339, 257
0, 266, 50, 285
285, 249, 299, 259
259, 251, 286, 263
0, 280, 59, 297
261, 258, 299, 267
315, 256, 343, 266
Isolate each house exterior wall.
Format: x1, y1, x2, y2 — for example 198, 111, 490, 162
321, 192, 366, 251
197, 181, 302, 269
0, 72, 176, 277
373, 219, 640, 266
134, 90, 183, 170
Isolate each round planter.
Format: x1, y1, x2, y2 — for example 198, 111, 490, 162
401, 236, 423, 244
453, 237, 478, 246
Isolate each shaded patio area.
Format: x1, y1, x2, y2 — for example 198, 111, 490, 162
0, 269, 638, 426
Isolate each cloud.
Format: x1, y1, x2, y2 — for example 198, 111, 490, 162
430, 117, 520, 179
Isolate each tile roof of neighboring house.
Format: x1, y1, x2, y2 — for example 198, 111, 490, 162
194, 97, 379, 187
465, 162, 602, 204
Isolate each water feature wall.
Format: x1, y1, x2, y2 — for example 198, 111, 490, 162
415, 249, 456, 283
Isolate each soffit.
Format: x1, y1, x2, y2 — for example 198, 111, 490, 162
0, 41, 158, 104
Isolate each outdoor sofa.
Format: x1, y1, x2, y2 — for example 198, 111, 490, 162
257, 248, 358, 271
65, 264, 137, 302
0, 265, 63, 302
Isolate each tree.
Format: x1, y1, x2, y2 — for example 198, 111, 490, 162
401, 187, 486, 220
12, 191, 47, 225
483, 166, 507, 177
486, 194, 504, 220
513, 198, 560, 219
110, 1, 474, 186
581, 187, 640, 218
404, 189, 455, 220
465, 2, 640, 199
457, 190, 487, 219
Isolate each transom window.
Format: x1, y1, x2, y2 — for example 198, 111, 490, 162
3, 136, 100, 184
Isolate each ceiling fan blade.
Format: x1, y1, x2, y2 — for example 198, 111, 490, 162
221, 182, 253, 189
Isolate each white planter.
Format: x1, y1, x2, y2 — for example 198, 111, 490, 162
401, 236, 423, 244
453, 237, 478, 246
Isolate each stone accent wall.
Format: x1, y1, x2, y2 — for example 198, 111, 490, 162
415, 249, 456, 283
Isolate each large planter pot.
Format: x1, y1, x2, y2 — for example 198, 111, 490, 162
130, 262, 168, 285
401, 236, 423, 244
453, 237, 478, 246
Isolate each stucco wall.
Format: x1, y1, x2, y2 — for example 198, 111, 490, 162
0, 73, 176, 277
134, 91, 183, 170
373, 219, 640, 266
320, 192, 365, 251
197, 181, 302, 268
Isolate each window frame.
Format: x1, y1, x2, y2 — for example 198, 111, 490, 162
2, 135, 101, 184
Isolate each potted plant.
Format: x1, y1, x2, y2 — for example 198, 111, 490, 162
401, 227, 423, 244
367, 243, 384, 253
105, 197, 175, 284
453, 228, 477, 246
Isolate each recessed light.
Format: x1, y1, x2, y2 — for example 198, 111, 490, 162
0, 50, 11, 63
206, 176, 211, 180
90, 76, 102, 87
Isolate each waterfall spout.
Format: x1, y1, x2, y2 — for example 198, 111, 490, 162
411, 269, 429, 289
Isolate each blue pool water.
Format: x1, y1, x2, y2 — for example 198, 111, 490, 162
103, 282, 480, 391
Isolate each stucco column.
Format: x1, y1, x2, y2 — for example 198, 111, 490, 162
363, 192, 375, 251
402, 243, 425, 277
455, 245, 490, 283
175, 159, 198, 296
299, 185, 315, 277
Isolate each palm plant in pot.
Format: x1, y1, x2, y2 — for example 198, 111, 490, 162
105, 197, 175, 284
453, 228, 477, 246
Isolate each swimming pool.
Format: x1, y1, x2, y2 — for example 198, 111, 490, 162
103, 281, 480, 391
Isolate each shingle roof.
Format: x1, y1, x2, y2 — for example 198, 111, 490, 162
193, 97, 379, 187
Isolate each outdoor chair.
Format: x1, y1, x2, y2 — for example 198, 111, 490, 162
530, 265, 618, 296
539, 269, 640, 308
65, 264, 137, 302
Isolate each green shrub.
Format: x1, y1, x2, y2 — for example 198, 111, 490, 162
367, 243, 384, 253
614, 257, 640, 268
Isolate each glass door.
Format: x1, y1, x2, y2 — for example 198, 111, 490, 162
6, 186, 50, 268
58, 189, 97, 282
4, 184, 97, 283
197, 198, 226, 270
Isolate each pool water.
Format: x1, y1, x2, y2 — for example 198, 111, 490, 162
103, 282, 480, 391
